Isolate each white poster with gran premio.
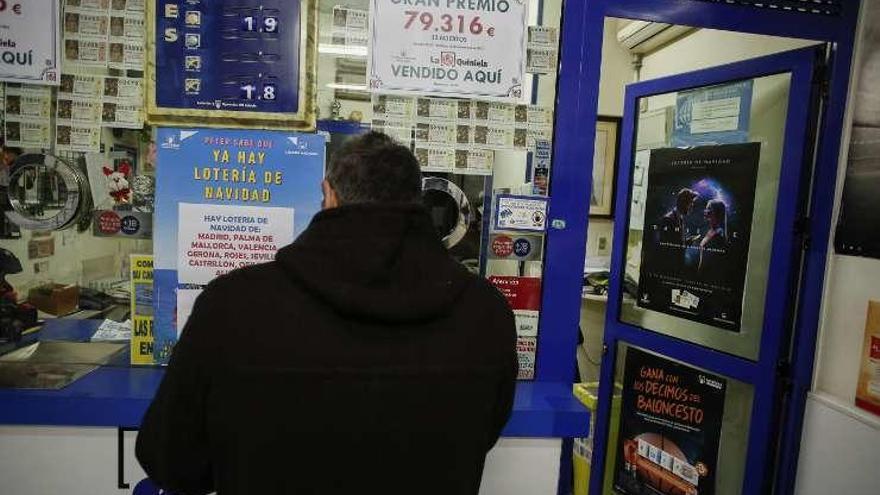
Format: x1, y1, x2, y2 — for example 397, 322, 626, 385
368, 0, 528, 100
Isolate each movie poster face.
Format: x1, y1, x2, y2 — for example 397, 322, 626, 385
614, 348, 727, 495
636, 143, 761, 332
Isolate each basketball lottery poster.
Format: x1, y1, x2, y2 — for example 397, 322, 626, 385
614, 348, 727, 495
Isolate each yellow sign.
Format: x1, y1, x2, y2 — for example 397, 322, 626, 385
130, 254, 155, 365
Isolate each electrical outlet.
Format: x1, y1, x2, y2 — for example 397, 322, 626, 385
34, 261, 49, 274
597, 236, 610, 256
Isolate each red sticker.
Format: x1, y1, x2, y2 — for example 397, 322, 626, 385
488, 276, 542, 311
491, 235, 514, 258
98, 211, 121, 235
870, 336, 880, 360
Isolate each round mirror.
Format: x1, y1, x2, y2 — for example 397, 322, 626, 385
5, 154, 88, 231
422, 176, 472, 249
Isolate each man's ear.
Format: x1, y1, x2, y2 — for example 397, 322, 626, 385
322, 180, 339, 210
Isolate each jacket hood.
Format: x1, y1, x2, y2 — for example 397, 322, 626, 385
275, 204, 473, 323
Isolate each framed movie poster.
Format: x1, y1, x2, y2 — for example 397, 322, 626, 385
636, 143, 760, 332
613, 347, 727, 495
591, 117, 620, 217
146, 0, 318, 130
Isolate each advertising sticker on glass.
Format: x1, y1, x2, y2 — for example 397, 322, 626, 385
636, 143, 760, 332
0, 1, 61, 85
614, 348, 726, 495
368, 0, 527, 100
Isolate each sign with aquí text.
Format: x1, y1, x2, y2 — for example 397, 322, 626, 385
369, 0, 528, 100
0, 1, 61, 85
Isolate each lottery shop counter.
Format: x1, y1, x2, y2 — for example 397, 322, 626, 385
0, 320, 589, 434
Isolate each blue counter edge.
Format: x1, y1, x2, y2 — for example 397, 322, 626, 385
0, 366, 590, 437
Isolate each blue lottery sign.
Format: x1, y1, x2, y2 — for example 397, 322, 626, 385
155, 0, 301, 114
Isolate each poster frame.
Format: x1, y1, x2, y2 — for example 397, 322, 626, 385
587, 38, 827, 495
590, 116, 621, 218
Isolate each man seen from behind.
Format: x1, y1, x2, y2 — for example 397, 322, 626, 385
136, 132, 518, 495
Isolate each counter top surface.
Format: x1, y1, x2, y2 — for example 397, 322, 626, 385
0, 321, 590, 437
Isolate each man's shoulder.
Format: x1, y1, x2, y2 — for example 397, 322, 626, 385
205, 261, 289, 295
459, 272, 515, 320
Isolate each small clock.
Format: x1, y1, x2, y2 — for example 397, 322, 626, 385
4, 153, 90, 231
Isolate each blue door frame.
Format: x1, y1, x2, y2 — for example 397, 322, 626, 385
539, 1, 861, 494
593, 45, 822, 494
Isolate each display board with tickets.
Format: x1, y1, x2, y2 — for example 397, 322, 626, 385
147, 0, 317, 129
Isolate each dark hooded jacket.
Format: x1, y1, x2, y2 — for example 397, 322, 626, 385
136, 204, 518, 495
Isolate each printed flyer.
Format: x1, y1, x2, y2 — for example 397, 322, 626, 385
636, 143, 760, 332
369, 0, 528, 100
153, 128, 325, 363
516, 336, 536, 380
130, 254, 155, 366
494, 194, 548, 232
614, 348, 727, 495
0, 1, 62, 85
856, 300, 880, 416
672, 81, 753, 147
488, 275, 541, 338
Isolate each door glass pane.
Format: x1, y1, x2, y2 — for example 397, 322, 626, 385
603, 343, 754, 494
316, 0, 565, 380
620, 72, 792, 360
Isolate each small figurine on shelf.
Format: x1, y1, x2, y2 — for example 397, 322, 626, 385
103, 161, 132, 205
330, 99, 342, 120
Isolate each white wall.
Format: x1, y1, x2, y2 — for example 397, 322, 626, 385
598, 19, 635, 118
813, 257, 880, 400
796, 1, 880, 491
639, 29, 817, 81
794, 394, 880, 495
0, 427, 561, 495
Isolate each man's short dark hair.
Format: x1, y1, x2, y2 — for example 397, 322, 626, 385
326, 132, 422, 205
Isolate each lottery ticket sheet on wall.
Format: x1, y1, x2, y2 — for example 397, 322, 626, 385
147, 0, 317, 128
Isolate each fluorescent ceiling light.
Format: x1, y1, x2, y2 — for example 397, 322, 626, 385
325, 83, 368, 91
318, 44, 368, 57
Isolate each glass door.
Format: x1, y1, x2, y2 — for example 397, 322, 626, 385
591, 46, 823, 494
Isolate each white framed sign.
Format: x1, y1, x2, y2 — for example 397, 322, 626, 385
0, 1, 61, 85
368, 0, 527, 100
494, 194, 548, 232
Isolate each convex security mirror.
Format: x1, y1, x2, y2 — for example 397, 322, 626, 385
421, 176, 473, 249
5, 154, 90, 231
